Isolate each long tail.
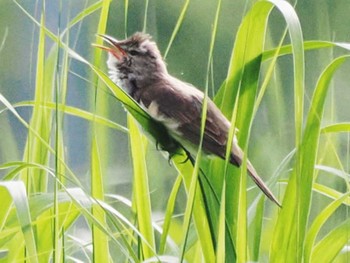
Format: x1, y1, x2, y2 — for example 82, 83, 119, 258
231, 142, 282, 207
246, 160, 282, 207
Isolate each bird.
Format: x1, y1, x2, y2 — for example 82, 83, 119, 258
95, 32, 281, 207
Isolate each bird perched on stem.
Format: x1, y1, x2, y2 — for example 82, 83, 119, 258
94, 32, 281, 207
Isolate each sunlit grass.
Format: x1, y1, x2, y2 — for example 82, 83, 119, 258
0, 0, 349, 262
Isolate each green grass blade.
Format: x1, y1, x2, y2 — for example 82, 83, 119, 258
263, 1, 305, 262
321, 123, 350, 134
311, 218, 350, 263
0, 28, 18, 161
124, 0, 129, 37
315, 165, 350, 186
179, 154, 201, 261
171, 154, 216, 262
20, 12, 52, 194
0, 184, 12, 233
179, 45, 212, 260
128, 115, 156, 260
215, 1, 272, 118
304, 191, 350, 262
53, 4, 64, 260
142, 0, 149, 32
158, 175, 182, 255
56, 33, 70, 189
270, 0, 305, 146
91, 0, 112, 191
91, 138, 110, 262
94, 0, 111, 67
0, 181, 38, 263
163, 0, 190, 58
254, 27, 288, 116
248, 198, 265, 261
213, 1, 275, 261
62, 1, 103, 35
205, 0, 221, 90
0, 27, 7, 52
313, 184, 350, 206
262, 40, 350, 61
216, 181, 225, 263
179, 166, 201, 262
10, 101, 128, 133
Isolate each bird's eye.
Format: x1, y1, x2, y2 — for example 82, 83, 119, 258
129, 50, 140, 56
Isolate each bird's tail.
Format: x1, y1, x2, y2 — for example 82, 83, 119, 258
245, 160, 281, 207
231, 142, 282, 207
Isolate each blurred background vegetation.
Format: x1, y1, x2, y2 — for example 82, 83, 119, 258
0, 0, 349, 262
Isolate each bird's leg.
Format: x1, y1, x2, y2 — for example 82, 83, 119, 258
161, 143, 194, 166
168, 146, 187, 165
180, 147, 195, 165
153, 138, 182, 166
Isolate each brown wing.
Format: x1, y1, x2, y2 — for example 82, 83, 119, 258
177, 98, 231, 158
140, 77, 230, 158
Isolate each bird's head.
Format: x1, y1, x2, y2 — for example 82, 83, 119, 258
95, 32, 167, 86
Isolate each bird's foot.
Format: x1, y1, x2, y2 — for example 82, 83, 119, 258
181, 148, 194, 165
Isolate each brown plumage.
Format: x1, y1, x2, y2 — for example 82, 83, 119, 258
96, 32, 281, 207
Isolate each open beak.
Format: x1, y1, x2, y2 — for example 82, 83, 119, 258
92, 34, 127, 60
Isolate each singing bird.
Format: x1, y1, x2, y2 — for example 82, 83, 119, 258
95, 32, 281, 207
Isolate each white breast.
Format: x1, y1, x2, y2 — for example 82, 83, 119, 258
107, 53, 131, 93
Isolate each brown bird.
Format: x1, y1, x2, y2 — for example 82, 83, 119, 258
96, 32, 281, 207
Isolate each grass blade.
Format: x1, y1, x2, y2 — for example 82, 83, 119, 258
262, 40, 350, 61
304, 191, 350, 262
90, 2, 112, 260
10, 101, 128, 133
0, 181, 38, 263
172, 154, 216, 262
158, 175, 182, 255
91, 138, 110, 262
163, 0, 191, 58
263, 1, 305, 262
321, 123, 350, 134
20, 12, 52, 194
311, 218, 350, 262
62, 1, 103, 35
128, 115, 156, 260
215, 181, 226, 263
214, 1, 274, 261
